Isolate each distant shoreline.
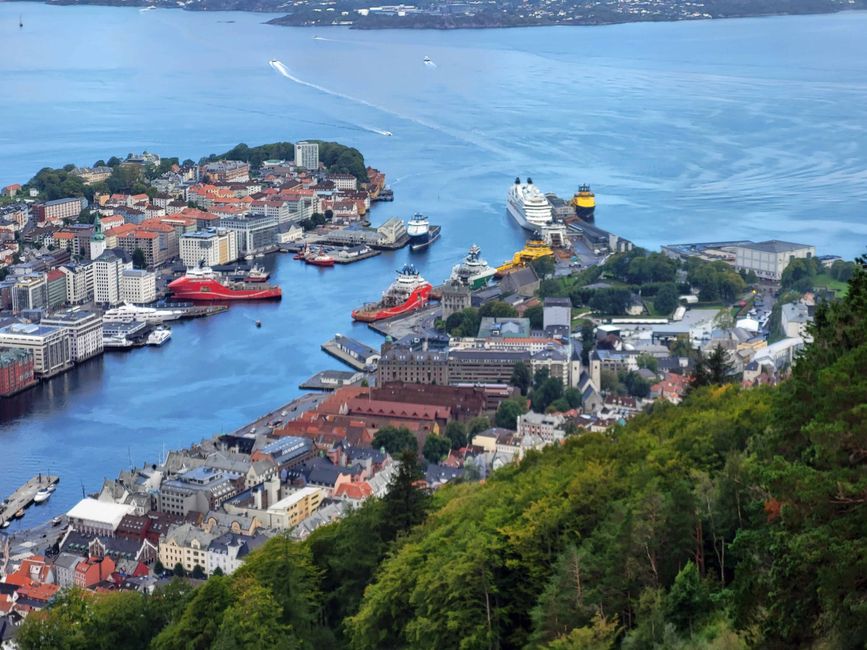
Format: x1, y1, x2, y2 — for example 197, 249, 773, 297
11, 0, 867, 31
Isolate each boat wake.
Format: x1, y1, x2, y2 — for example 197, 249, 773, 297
269, 59, 393, 136
268, 59, 511, 156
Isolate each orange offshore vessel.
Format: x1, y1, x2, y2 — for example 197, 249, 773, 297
168, 263, 282, 300
351, 264, 432, 322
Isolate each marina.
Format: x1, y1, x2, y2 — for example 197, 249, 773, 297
0, 475, 60, 528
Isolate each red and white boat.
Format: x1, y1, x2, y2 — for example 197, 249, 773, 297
351, 264, 432, 322
305, 247, 335, 267
168, 263, 282, 301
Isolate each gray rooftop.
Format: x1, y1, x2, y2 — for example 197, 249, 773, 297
738, 240, 812, 253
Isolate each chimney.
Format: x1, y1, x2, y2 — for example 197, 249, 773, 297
253, 487, 262, 510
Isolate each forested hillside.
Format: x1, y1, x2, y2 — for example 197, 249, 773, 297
18, 262, 867, 649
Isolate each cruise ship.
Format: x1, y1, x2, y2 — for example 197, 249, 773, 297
168, 263, 282, 301
351, 265, 432, 322
507, 177, 553, 231
103, 303, 185, 324
448, 244, 497, 290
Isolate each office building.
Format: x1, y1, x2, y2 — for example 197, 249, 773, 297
41, 308, 104, 362
0, 323, 72, 377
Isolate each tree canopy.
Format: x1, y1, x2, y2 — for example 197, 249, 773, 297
18, 260, 867, 650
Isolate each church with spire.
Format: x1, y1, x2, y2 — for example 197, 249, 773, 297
90, 212, 106, 260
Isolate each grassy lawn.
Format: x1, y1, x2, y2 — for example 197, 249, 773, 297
812, 274, 849, 297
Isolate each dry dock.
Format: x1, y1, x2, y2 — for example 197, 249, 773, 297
0, 475, 59, 526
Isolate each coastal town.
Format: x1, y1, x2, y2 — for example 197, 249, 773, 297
0, 139, 856, 645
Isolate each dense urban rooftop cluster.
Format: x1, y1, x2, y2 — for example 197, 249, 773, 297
0, 142, 387, 394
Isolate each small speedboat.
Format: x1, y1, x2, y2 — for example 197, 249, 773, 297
255, 320, 262, 328
14, 509, 24, 519
1, 520, 10, 529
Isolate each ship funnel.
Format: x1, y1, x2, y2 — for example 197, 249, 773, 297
514, 177, 520, 184
527, 177, 533, 184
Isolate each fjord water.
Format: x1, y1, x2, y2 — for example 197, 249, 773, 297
1, 4, 867, 522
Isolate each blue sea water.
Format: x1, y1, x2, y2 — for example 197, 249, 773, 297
0, 4, 866, 523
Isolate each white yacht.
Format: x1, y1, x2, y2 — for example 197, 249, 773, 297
33, 488, 52, 504
507, 177, 553, 231
147, 326, 172, 346
103, 303, 184, 324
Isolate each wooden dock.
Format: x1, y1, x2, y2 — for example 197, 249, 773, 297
0, 475, 59, 526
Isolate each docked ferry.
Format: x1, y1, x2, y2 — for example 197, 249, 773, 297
448, 244, 497, 289
351, 265, 432, 322
572, 184, 596, 222
507, 177, 553, 231
168, 263, 282, 301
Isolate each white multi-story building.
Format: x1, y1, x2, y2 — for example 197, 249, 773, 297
732, 240, 816, 281
517, 412, 566, 443
93, 249, 132, 305
205, 532, 267, 576
326, 173, 358, 191
121, 269, 157, 304
294, 141, 319, 171
0, 323, 72, 377
158, 523, 215, 574
219, 213, 277, 254
41, 308, 104, 363
180, 228, 239, 268
60, 262, 94, 305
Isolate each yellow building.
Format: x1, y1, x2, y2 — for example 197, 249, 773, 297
158, 523, 215, 574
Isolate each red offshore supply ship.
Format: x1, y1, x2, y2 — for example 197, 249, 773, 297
168, 263, 282, 301
351, 264, 432, 322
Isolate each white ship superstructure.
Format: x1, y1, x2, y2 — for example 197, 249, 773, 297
103, 303, 185, 324
507, 177, 553, 231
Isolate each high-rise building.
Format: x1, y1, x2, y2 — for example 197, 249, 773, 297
93, 249, 132, 305
294, 141, 319, 171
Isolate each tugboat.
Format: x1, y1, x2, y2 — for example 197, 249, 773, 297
305, 247, 335, 267
571, 184, 596, 223
168, 262, 282, 301
448, 244, 497, 289
351, 265, 432, 322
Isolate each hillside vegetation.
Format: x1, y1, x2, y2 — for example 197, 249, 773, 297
18, 262, 867, 649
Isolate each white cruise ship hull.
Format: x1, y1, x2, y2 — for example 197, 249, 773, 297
507, 200, 537, 231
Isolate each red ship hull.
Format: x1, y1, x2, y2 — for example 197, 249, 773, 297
305, 258, 335, 267
352, 284, 432, 322
168, 277, 282, 301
